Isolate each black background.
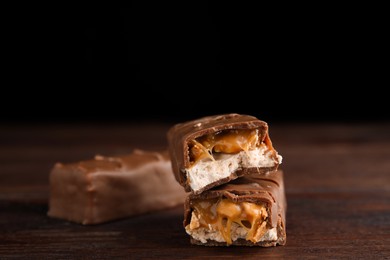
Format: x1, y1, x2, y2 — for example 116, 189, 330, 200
2, 5, 387, 124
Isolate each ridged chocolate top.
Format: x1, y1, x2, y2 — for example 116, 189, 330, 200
53, 149, 170, 173
167, 113, 269, 190
184, 170, 286, 229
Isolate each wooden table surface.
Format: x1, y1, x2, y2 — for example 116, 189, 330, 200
1, 122, 389, 259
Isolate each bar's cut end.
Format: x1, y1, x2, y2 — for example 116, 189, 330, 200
184, 170, 286, 246
167, 113, 282, 194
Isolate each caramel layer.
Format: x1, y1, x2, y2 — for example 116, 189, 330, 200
191, 198, 268, 245
189, 129, 259, 165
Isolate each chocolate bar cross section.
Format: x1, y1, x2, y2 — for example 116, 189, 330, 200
167, 113, 282, 194
184, 170, 286, 246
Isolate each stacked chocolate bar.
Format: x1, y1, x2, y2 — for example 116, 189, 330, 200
167, 113, 286, 246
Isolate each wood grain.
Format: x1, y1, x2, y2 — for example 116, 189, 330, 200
1, 123, 389, 259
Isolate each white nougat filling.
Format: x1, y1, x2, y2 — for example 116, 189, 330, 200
185, 223, 278, 244
186, 146, 282, 193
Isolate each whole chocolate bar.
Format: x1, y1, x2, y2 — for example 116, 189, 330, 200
48, 149, 186, 224
184, 170, 286, 246
167, 113, 282, 194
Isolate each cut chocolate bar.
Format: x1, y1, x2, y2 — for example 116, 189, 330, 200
48, 149, 186, 225
167, 113, 282, 194
184, 170, 286, 246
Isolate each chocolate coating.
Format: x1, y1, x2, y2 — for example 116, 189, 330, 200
48, 149, 186, 225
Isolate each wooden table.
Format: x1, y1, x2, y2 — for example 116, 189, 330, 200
1, 123, 389, 259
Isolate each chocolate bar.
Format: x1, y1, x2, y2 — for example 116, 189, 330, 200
184, 170, 286, 246
167, 113, 282, 194
48, 149, 186, 225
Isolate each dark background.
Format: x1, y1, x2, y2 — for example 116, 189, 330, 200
2, 5, 387, 124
